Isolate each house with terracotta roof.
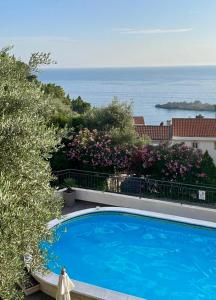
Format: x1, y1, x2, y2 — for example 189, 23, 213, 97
134, 116, 216, 162
133, 116, 145, 125
135, 123, 172, 145
172, 118, 216, 163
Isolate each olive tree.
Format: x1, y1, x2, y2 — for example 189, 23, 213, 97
84, 98, 148, 146
0, 49, 62, 299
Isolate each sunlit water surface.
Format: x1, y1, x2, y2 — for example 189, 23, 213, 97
42, 212, 216, 299
39, 66, 216, 124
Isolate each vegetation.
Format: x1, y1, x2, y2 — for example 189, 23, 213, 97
1, 46, 216, 299
83, 98, 148, 146
67, 128, 131, 173
71, 96, 91, 114
51, 99, 148, 170
200, 151, 216, 184
62, 178, 78, 189
40, 83, 74, 128
67, 137, 216, 184
0, 48, 62, 299
129, 143, 205, 183
42, 83, 70, 104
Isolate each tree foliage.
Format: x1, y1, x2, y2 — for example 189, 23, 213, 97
84, 98, 133, 132
71, 96, 91, 114
51, 99, 148, 171
84, 99, 147, 146
28, 52, 56, 71
42, 83, 70, 105
40, 83, 75, 128
200, 151, 216, 184
0, 49, 62, 299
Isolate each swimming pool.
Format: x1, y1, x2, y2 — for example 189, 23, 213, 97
42, 209, 216, 300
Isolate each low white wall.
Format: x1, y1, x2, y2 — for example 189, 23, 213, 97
70, 188, 216, 222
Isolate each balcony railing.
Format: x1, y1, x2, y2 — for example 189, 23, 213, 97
53, 169, 216, 207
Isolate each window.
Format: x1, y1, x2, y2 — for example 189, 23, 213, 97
192, 141, 198, 149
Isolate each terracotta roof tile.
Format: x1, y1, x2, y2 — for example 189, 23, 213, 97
172, 118, 216, 137
133, 116, 145, 125
135, 125, 171, 141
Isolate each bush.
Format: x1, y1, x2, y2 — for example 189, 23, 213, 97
67, 128, 131, 173
129, 143, 205, 184
71, 96, 91, 114
199, 151, 216, 184
84, 99, 147, 146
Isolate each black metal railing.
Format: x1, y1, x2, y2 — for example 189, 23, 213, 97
53, 169, 216, 207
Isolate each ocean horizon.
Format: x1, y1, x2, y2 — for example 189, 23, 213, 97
38, 65, 216, 124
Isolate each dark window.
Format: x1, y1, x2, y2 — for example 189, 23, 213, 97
192, 141, 198, 149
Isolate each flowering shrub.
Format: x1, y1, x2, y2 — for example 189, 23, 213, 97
67, 130, 213, 184
67, 128, 131, 173
158, 143, 204, 182
129, 145, 161, 176
129, 143, 205, 183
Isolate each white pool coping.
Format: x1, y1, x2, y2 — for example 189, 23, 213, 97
49, 206, 216, 229
35, 207, 216, 300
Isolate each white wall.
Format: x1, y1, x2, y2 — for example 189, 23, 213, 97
172, 137, 216, 164
61, 188, 216, 222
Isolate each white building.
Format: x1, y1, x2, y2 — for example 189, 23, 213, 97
134, 116, 216, 164
172, 118, 216, 164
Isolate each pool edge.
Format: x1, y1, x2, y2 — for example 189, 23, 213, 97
35, 206, 216, 300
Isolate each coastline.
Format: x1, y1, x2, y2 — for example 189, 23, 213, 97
155, 101, 216, 112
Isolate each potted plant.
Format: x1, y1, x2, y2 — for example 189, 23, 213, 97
62, 178, 77, 207
18, 268, 40, 296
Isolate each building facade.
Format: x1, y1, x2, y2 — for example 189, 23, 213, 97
172, 118, 216, 163
134, 116, 216, 163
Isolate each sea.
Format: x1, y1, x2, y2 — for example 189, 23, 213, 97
38, 66, 216, 125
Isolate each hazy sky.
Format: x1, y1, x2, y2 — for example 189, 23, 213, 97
1, 0, 216, 68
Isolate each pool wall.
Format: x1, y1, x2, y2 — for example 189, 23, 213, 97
34, 206, 216, 300
58, 187, 216, 222
33, 270, 142, 300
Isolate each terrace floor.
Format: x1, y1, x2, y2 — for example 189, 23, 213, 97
25, 200, 108, 300
25, 292, 52, 300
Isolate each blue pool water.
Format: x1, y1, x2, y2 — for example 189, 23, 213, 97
43, 212, 216, 299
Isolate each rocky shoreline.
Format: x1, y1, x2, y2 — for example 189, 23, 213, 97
155, 101, 216, 111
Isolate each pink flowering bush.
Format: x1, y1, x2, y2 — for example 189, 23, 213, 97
129, 145, 161, 176
67, 128, 131, 173
67, 130, 214, 184
158, 143, 204, 182
129, 143, 205, 183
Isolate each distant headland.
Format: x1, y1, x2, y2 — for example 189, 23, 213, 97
155, 101, 216, 112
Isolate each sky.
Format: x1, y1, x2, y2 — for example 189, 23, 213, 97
1, 0, 216, 68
